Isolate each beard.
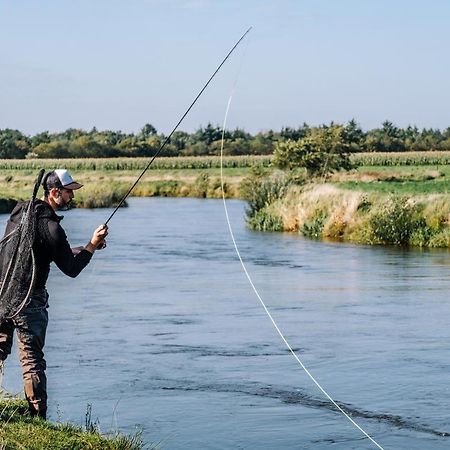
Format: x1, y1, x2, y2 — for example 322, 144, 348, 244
55, 195, 73, 211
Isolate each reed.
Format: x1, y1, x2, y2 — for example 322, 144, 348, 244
253, 184, 450, 247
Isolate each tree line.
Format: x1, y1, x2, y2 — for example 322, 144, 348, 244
2, 120, 450, 159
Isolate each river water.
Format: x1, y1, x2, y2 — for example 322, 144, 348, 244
1, 197, 450, 449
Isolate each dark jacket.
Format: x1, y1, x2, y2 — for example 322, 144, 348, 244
4, 200, 92, 289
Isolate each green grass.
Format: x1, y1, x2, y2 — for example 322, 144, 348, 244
334, 165, 450, 194
337, 179, 450, 194
0, 398, 150, 450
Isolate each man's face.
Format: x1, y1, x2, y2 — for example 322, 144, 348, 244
55, 187, 74, 209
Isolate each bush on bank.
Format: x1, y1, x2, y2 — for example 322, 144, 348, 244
240, 167, 301, 232
246, 183, 450, 248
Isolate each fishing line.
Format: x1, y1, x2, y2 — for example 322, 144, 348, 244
104, 26, 252, 226
75, 27, 252, 429
219, 85, 385, 450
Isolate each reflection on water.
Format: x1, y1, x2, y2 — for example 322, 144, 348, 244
1, 197, 450, 449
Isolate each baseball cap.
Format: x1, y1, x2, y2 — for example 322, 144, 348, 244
43, 169, 83, 191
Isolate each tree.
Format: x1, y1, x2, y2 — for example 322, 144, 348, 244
169, 131, 189, 153
30, 131, 51, 148
34, 141, 71, 158
138, 123, 157, 140
381, 120, 401, 138
279, 123, 309, 142
58, 128, 86, 141
69, 136, 111, 157
273, 125, 353, 176
365, 120, 406, 152
343, 119, 365, 152
191, 123, 223, 145
0, 129, 31, 158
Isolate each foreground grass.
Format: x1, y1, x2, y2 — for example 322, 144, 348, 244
0, 399, 147, 450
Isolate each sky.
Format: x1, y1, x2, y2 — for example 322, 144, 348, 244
1, 0, 450, 135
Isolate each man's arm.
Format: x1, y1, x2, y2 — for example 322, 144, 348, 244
46, 223, 108, 278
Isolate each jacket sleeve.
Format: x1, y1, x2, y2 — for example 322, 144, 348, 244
45, 221, 93, 278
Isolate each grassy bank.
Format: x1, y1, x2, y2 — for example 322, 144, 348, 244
251, 183, 450, 247
0, 398, 147, 449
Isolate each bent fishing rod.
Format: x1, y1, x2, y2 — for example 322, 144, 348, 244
104, 26, 252, 226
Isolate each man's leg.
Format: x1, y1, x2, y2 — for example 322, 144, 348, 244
0, 320, 15, 387
14, 291, 49, 419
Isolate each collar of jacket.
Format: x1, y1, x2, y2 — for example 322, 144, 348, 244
34, 199, 64, 222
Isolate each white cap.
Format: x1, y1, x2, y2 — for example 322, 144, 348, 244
45, 169, 83, 190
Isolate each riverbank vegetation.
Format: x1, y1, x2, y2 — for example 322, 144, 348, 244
241, 127, 450, 247
0, 398, 145, 449
2, 119, 450, 247
246, 180, 450, 247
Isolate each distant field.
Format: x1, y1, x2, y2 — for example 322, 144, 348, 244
0, 156, 271, 210
350, 151, 450, 166
1, 153, 450, 210
0, 155, 271, 171
333, 165, 450, 194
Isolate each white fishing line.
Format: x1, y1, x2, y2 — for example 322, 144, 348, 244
219, 95, 385, 450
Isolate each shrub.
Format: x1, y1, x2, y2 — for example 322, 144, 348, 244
193, 173, 209, 198
368, 197, 426, 245
247, 209, 284, 231
301, 212, 328, 238
428, 228, 450, 247
272, 125, 353, 176
240, 167, 293, 222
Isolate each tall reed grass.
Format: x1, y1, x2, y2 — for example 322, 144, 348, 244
251, 184, 450, 247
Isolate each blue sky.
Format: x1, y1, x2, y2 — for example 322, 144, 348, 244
1, 0, 449, 135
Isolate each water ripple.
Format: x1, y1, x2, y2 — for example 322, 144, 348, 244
154, 378, 450, 438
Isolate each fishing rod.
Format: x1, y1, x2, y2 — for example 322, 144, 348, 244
104, 26, 253, 226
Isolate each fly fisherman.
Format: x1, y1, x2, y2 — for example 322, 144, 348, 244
0, 169, 108, 419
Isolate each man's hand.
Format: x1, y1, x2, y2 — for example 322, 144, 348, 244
85, 224, 109, 254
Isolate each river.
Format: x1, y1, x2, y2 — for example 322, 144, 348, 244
1, 197, 450, 449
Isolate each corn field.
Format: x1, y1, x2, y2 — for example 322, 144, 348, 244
0, 155, 272, 171
350, 151, 450, 166
1, 152, 450, 172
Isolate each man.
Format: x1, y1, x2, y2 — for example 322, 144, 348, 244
0, 169, 108, 419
